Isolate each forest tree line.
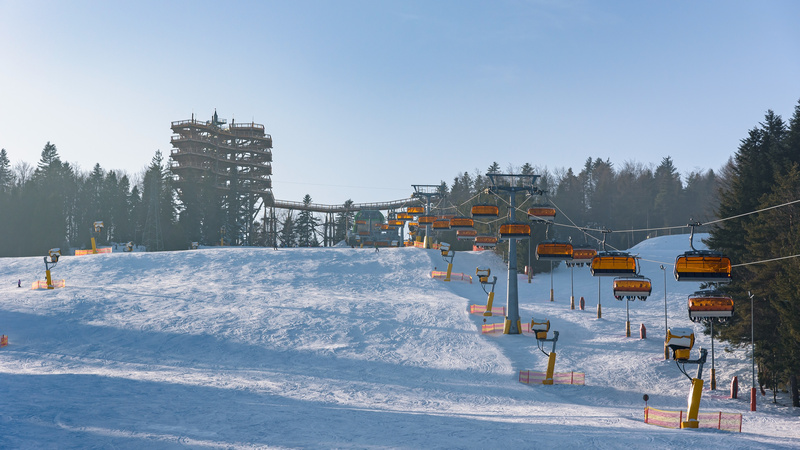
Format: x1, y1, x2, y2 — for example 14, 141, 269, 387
0, 146, 718, 258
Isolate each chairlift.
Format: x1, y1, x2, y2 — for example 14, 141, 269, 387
674, 222, 732, 282
499, 223, 531, 239
449, 217, 474, 228
457, 229, 478, 240
432, 219, 451, 230
674, 251, 732, 282
407, 206, 425, 215
568, 246, 597, 267
528, 206, 556, 223
396, 213, 413, 221
471, 204, 499, 218
590, 251, 637, 277
613, 276, 652, 300
418, 215, 436, 225
474, 235, 498, 247
688, 290, 734, 322
535, 240, 573, 261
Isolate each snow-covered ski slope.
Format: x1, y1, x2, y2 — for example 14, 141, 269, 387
0, 235, 797, 449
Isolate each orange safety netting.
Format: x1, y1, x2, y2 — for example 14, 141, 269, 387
643, 407, 741, 432
469, 305, 506, 316
75, 247, 112, 256
519, 370, 585, 385
481, 322, 505, 334
482, 322, 540, 334
31, 280, 66, 289
430, 271, 472, 283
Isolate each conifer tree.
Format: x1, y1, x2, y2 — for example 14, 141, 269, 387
334, 199, 355, 244
279, 210, 296, 248
0, 149, 12, 194
295, 194, 320, 247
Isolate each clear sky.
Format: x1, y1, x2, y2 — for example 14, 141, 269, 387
1, 0, 798, 205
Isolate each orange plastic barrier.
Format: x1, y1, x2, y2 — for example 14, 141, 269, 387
469, 305, 506, 315
519, 370, 585, 385
482, 322, 540, 334
643, 407, 741, 432
430, 271, 472, 283
481, 322, 505, 334
31, 280, 66, 290
75, 247, 112, 256
643, 407, 682, 428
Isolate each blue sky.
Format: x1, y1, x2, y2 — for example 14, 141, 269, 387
1, 1, 798, 205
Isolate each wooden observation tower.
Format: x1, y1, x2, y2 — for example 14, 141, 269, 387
169, 110, 274, 245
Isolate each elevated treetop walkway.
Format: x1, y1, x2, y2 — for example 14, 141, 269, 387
271, 198, 421, 214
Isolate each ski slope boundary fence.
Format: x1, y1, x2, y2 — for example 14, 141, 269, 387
643, 407, 742, 432
469, 305, 506, 315
519, 370, 586, 385
430, 271, 472, 283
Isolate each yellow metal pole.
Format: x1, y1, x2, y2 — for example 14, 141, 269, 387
445, 262, 453, 282
681, 378, 704, 428
483, 291, 495, 317
543, 352, 557, 385
90, 237, 97, 254
45, 269, 54, 289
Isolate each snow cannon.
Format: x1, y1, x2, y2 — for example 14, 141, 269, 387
75, 221, 112, 255
190, 242, 199, 250
124, 241, 134, 252
476, 267, 498, 317
476, 267, 491, 284
439, 242, 455, 281
530, 317, 550, 340
91, 221, 104, 253
33, 248, 65, 290
666, 327, 695, 361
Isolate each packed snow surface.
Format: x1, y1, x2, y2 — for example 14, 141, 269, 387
0, 235, 798, 448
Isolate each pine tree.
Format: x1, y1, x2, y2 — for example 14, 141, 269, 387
295, 194, 320, 247
279, 210, 296, 247
142, 151, 170, 251
0, 149, 12, 194
334, 199, 355, 243
653, 156, 683, 228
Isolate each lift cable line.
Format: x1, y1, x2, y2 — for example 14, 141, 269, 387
703, 198, 800, 225
732, 253, 800, 267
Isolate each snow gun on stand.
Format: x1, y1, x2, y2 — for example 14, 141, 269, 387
440, 242, 454, 281
75, 221, 112, 255
477, 267, 498, 316
665, 327, 709, 429
531, 318, 559, 385
32, 248, 66, 290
